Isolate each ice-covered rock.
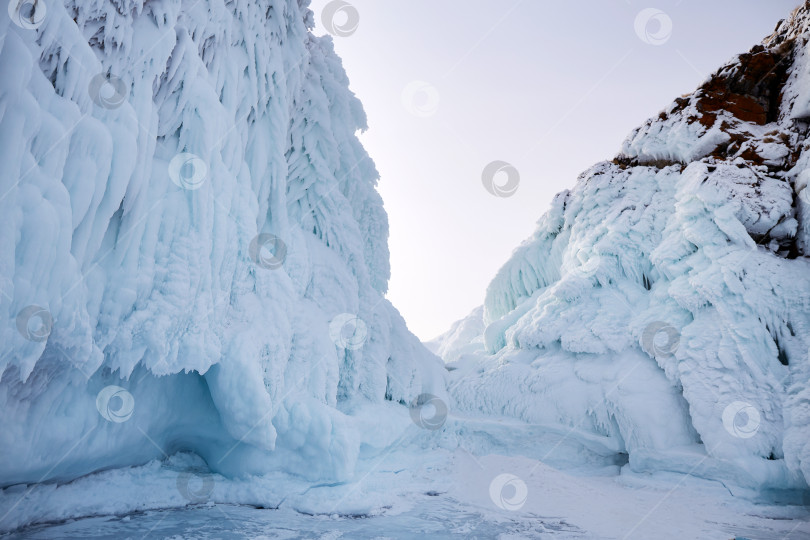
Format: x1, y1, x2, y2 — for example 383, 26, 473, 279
439, 2, 810, 496
0, 0, 445, 507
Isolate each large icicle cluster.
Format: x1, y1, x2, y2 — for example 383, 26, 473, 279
438, 3, 810, 495
0, 0, 444, 494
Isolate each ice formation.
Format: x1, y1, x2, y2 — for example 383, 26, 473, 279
0, 0, 445, 510
436, 3, 810, 498
4, 0, 810, 533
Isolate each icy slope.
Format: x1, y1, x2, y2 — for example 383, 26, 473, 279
439, 3, 810, 495
0, 0, 444, 499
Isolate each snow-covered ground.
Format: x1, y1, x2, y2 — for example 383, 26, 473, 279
2, 413, 809, 539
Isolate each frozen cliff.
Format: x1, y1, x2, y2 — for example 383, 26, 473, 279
0, 0, 445, 521
437, 2, 810, 498
5, 0, 810, 534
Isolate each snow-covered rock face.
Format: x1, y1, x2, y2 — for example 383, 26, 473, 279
440, 3, 810, 495
0, 0, 444, 492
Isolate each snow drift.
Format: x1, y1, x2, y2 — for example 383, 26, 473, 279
437, 3, 810, 498
0, 0, 444, 507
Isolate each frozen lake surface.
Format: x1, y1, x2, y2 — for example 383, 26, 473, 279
3, 421, 809, 539
6, 499, 590, 540
6, 471, 809, 540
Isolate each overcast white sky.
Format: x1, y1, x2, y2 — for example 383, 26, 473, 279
308, 0, 800, 340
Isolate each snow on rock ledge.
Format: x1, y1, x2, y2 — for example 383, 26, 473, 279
439, 2, 810, 496
0, 0, 444, 502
